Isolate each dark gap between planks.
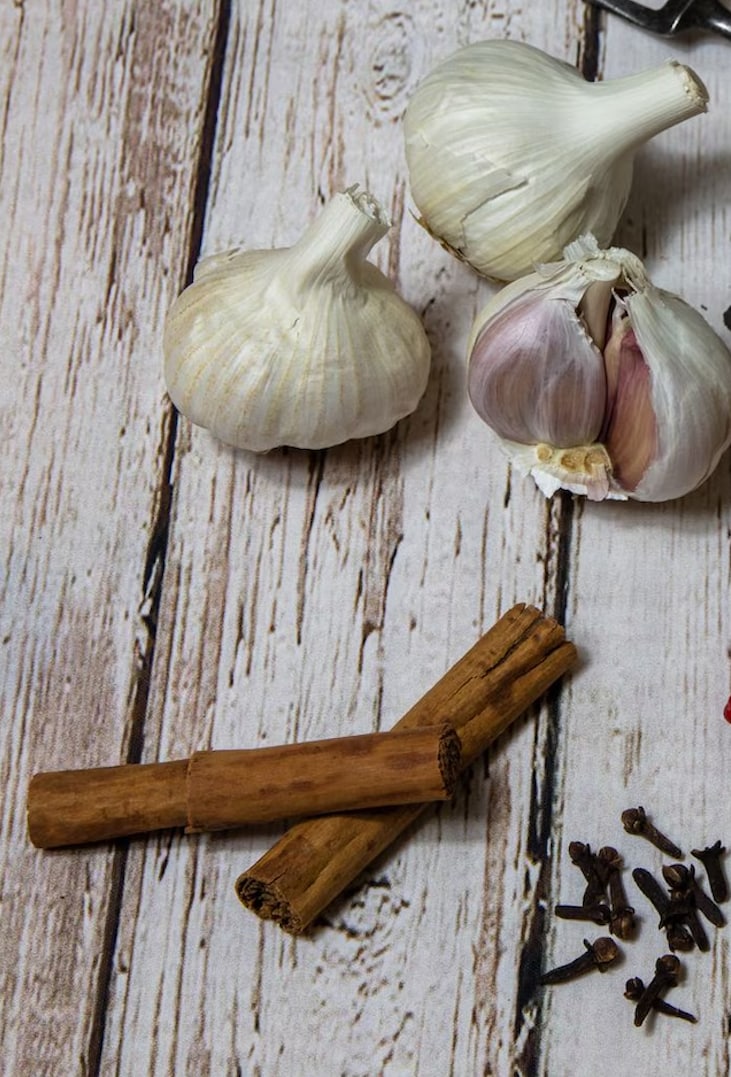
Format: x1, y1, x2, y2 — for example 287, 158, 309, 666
85, 3, 233, 1074
83, 4, 599, 1072
512, 9, 602, 1074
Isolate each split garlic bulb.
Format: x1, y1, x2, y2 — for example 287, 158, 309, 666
163, 186, 431, 452
467, 235, 731, 502
404, 40, 708, 282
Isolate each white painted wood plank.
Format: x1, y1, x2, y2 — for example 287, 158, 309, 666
7, 1, 730, 1074
100, 3, 592, 1076
540, 19, 731, 1077
0, 3, 218, 1072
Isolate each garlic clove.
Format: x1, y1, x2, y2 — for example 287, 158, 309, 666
466, 235, 731, 503
467, 287, 608, 448
163, 186, 431, 452
578, 280, 615, 353
618, 286, 731, 502
404, 40, 708, 281
601, 313, 658, 494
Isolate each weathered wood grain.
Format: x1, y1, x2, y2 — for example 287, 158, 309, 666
5, 1, 731, 1075
97, 3, 590, 1076
537, 20, 731, 1077
0, 3, 219, 1073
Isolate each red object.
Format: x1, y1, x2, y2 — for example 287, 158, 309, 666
724, 696, 731, 724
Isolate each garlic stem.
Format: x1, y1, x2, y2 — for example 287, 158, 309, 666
284, 186, 391, 294
584, 61, 708, 157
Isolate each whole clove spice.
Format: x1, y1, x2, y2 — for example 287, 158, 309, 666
545, 821, 729, 1031
624, 976, 697, 1024
633, 955, 681, 1027
597, 846, 636, 940
665, 920, 696, 953
540, 937, 619, 985
568, 841, 607, 906
691, 842, 728, 904
632, 866, 671, 920
662, 863, 725, 928
661, 896, 710, 953
631, 867, 694, 952
554, 902, 611, 925
621, 806, 683, 858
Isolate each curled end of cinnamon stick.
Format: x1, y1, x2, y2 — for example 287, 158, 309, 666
437, 722, 462, 798
235, 604, 576, 933
235, 874, 302, 934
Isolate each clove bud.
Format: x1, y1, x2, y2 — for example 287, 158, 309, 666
568, 840, 607, 906
621, 806, 682, 858
662, 863, 725, 928
540, 937, 619, 985
633, 955, 681, 1027
692, 842, 729, 904
625, 976, 696, 1024
597, 846, 635, 940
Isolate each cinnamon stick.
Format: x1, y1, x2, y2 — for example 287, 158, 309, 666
235, 603, 576, 933
27, 724, 461, 849
186, 723, 461, 830
26, 760, 189, 849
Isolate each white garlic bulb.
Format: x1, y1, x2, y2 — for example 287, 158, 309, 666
163, 186, 431, 452
404, 40, 708, 282
467, 235, 731, 502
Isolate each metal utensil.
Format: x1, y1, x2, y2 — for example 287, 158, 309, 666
584, 0, 731, 40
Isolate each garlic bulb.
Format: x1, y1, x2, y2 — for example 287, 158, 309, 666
163, 186, 431, 452
467, 235, 731, 502
404, 40, 708, 282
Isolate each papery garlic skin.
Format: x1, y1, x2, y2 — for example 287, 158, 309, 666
163, 186, 431, 452
467, 235, 731, 503
617, 289, 731, 501
404, 40, 708, 282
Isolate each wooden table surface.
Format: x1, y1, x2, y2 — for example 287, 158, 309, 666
3, 2, 731, 1074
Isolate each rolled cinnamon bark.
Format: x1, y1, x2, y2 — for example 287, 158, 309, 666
27, 724, 461, 849
235, 604, 576, 933
27, 760, 189, 849
186, 723, 461, 830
